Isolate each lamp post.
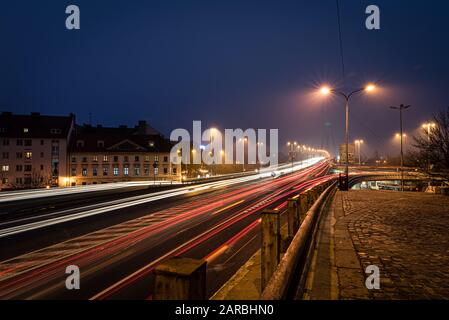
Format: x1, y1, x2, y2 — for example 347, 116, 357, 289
287, 141, 297, 173
320, 84, 376, 191
390, 104, 411, 192
422, 122, 436, 172
354, 139, 364, 165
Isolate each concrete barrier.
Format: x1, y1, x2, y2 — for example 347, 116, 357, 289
153, 257, 207, 300
261, 209, 281, 290
260, 182, 337, 300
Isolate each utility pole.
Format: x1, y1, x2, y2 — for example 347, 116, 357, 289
390, 104, 411, 192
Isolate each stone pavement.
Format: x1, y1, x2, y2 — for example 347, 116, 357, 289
303, 190, 449, 300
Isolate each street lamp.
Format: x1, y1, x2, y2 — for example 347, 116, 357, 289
354, 139, 364, 165
320, 83, 377, 190
287, 141, 297, 172
422, 122, 436, 172
390, 104, 411, 191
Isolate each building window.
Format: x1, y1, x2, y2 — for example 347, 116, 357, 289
113, 166, 119, 176
148, 141, 155, 147
97, 141, 105, 148
144, 155, 150, 162
16, 139, 23, 146
164, 156, 168, 162
76, 140, 84, 148
82, 157, 87, 163
124, 166, 129, 176
124, 156, 129, 163
25, 152, 32, 160
173, 168, 177, 174
113, 156, 119, 162
16, 165, 23, 172
134, 165, 140, 176
1, 165, 9, 172
103, 166, 109, 176
2, 139, 9, 146
154, 155, 159, 162
16, 152, 22, 159
24, 165, 32, 172
135, 156, 140, 162
16, 178, 22, 185
71, 167, 76, 176
51, 129, 62, 134
103, 155, 108, 162
2, 152, 8, 159
40, 152, 44, 158
72, 156, 77, 163
40, 165, 44, 171
93, 156, 98, 162
23, 128, 29, 133
163, 167, 168, 174
144, 165, 150, 175
24, 140, 32, 146
82, 167, 87, 176
52, 145, 59, 155
2, 178, 8, 184
154, 167, 158, 175
93, 166, 98, 176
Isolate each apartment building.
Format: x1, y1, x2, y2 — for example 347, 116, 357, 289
67, 121, 181, 186
0, 112, 75, 189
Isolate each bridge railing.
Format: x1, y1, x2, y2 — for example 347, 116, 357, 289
260, 180, 337, 300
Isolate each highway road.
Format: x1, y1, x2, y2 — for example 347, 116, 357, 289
0, 158, 333, 300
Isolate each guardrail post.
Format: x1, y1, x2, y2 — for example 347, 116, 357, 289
287, 198, 299, 238
153, 257, 207, 300
299, 193, 309, 222
261, 209, 281, 290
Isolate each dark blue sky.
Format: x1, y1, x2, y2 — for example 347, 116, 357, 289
1, 0, 448, 157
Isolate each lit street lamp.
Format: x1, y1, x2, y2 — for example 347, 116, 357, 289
390, 104, 411, 191
320, 84, 377, 190
422, 122, 436, 172
354, 139, 364, 165
287, 141, 297, 173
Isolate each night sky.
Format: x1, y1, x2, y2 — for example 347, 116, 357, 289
1, 0, 448, 157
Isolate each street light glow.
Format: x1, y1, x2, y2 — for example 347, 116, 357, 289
365, 84, 376, 92
320, 86, 331, 95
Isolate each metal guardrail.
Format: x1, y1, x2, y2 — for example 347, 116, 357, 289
260, 181, 337, 300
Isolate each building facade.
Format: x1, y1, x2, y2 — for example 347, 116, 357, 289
0, 112, 75, 189
67, 122, 181, 186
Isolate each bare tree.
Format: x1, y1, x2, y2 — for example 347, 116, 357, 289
412, 107, 449, 175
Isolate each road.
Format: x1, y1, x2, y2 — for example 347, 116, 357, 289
0, 159, 333, 300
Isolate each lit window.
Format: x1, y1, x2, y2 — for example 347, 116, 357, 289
148, 141, 155, 147
144, 155, 150, 162
82, 168, 87, 176
71, 167, 76, 176
103, 155, 108, 162
134, 165, 140, 176
1, 165, 9, 172
25, 152, 32, 159
154, 167, 158, 175
124, 166, 129, 176
154, 155, 159, 162
23, 128, 29, 133
144, 165, 150, 175
113, 166, 119, 176
93, 156, 98, 162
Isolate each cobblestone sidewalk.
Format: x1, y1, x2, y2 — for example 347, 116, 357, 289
304, 190, 449, 300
